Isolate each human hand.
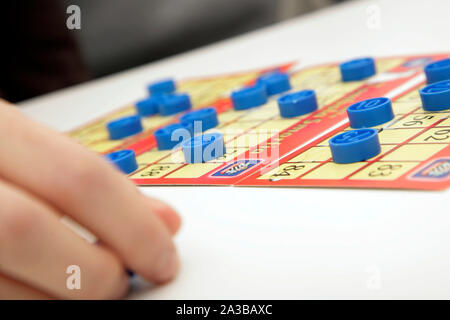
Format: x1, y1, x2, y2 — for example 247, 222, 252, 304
0, 100, 181, 299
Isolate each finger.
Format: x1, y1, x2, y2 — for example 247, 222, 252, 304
0, 179, 129, 299
0, 273, 51, 300
146, 197, 182, 235
0, 101, 179, 283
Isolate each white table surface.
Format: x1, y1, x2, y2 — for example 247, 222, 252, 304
20, 0, 450, 299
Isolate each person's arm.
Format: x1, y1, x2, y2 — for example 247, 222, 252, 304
0, 99, 180, 299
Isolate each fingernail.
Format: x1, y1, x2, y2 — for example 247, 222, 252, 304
155, 249, 179, 283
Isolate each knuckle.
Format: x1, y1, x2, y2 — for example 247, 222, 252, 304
57, 158, 105, 202
0, 199, 41, 265
71, 159, 102, 190
0, 203, 39, 244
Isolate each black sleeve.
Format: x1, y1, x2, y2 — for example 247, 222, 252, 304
0, 0, 90, 102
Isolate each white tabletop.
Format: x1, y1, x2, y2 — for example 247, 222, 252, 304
20, 0, 450, 299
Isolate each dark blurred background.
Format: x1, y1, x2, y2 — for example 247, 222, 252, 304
1, 0, 346, 102
66, 0, 346, 78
